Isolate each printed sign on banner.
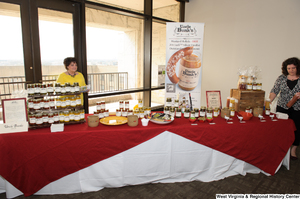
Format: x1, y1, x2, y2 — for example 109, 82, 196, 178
165, 22, 205, 111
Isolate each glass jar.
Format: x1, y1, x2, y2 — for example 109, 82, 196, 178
200, 106, 206, 117
265, 108, 270, 115
119, 100, 124, 109
28, 113, 36, 126
47, 83, 54, 95
101, 101, 105, 110
125, 101, 129, 109
128, 110, 133, 116
55, 83, 61, 94
70, 84, 75, 94
40, 84, 47, 95
104, 109, 109, 117
59, 111, 65, 123
49, 97, 55, 109
174, 99, 179, 107
64, 110, 70, 123
245, 106, 252, 114
170, 107, 175, 117
138, 99, 143, 108
74, 82, 80, 93
206, 107, 213, 118
33, 99, 41, 110
184, 108, 190, 118
34, 83, 41, 95
246, 82, 253, 91
166, 98, 172, 107
213, 107, 219, 117
252, 82, 257, 91
69, 111, 75, 122
61, 97, 67, 108
48, 113, 54, 124
190, 110, 195, 118
74, 110, 81, 122
134, 109, 140, 117
122, 109, 128, 117
53, 112, 59, 123
139, 109, 144, 119
164, 106, 170, 114
28, 98, 34, 111
27, 84, 35, 96
96, 102, 101, 111
65, 82, 71, 93
43, 98, 50, 110
80, 109, 85, 121
229, 98, 235, 108
76, 95, 81, 106
39, 98, 44, 110
116, 109, 121, 117
194, 108, 199, 117
230, 107, 235, 117
56, 97, 61, 109
70, 97, 77, 108
42, 112, 49, 124
35, 113, 43, 126
175, 107, 181, 118
65, 97, 71, 108
99, 110, 104, 119
257, 83, 262, 91
61, 84, 66, 94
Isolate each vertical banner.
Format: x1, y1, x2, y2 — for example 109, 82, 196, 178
165, 22, 205, 111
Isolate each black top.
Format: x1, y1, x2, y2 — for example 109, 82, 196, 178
287, 79, 298, 90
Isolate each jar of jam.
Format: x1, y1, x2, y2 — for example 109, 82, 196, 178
139, 109, 144, 119
122, 109, 128, 117
69, 111, 75, 122
35, 113, 43, 126
40, 84, 47, 95
200, 106, 206, 117
170, 107, 175, 117
213, 108, 219, 117
55, 83, 61, 94
184, 108, 190, 118
74, 110, 80, 122
61, 97, 67, 108
33, 99, 41, 110
138, 99, 143, 108
100, 101, 105, 109
265, 108, 270, 115
80, 109, 85, 121
190, 110, 195, 118
48, 113, 54, 124
104, 109, 109, 117
28, 113, 36, 126
96, 102, 101, 111
252, 82, 257, 91
43, 98, 50, 110
206, 107, 213, 118
134, 109, 140, 117
34, 83, 41, 95
70, 97, 76, 108
47, 83, 54, 95
42, 112, 49, 124
61, 84, 66, 94
128, 110, 133, 116
257, 83, 262, 91
76, 95, 81, 106
175, 107, 181, 118
70, 84, 75, 94
164, 106, 170, 114
246, 83, 253, 91
194, 108, 199, 117
49, 97, 55, 109
166, 98, 172, 107
99, 110, 104, 119
145, 107, 151, 116
28, 98, 34, 111
230, 107, 235, 117
27, 84, 35, 96
74, 82, 80, 93
53, 112, 59, 123
59, 111, 65, 123
56, 97, 61, 109
64, 111, 70, 123
65, 82, 71, 93
174, 99, 179, 107
116, 109, 121, 116
125, 101, 129, 109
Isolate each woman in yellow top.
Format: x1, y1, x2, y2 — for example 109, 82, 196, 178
57, 57, 87, 105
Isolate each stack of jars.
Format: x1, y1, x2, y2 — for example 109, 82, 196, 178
28, 96, 82, 111
27, 82, 81, 96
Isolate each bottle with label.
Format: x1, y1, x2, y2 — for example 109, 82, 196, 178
206, 107, 213, 118
184, 108, 190, 118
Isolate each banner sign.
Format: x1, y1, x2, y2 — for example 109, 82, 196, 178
165, 22, 205, 111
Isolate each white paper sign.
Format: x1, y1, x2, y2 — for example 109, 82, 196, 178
51, 123, 64, 132
0, 122, 28, 134
2, 98, 27, 123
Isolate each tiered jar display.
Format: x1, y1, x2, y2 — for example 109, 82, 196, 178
27, 82, 86, 128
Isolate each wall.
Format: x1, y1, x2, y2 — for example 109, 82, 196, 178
185, 0, 300, 107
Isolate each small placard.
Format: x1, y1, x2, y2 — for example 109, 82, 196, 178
0, 122, 28, 134
2, 98, 28, 123
206, 91, 222, 109
51, 123, 64, 132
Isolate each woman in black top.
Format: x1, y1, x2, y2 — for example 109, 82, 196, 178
270, 57, 300, 160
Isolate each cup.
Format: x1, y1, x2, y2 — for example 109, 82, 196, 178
127, 115, 138, 127
87, 115, 99, 127
141, 118, 150, 126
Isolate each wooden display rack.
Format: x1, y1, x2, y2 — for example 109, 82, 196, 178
230, 89, 265, 112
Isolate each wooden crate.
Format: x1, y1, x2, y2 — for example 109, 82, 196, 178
230, 89, 265, 112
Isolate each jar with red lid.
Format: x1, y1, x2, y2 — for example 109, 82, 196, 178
48, 113, 54, 124
43, 98, 50, 110
27, 84, 35, 96
35, 113, 43, 126
125, 101, 129, 109
40, 84, 47, 95
119, 100, 124, 109
47, 83, 54, 95
53, 112, 59, 123
104, 109, 109, 117
33, 99, 41, 110
49, 97, 55, 109
28, 98, 34, 111
34, 83, 41, 95
42, 112, 49, 124
28, 113, 36, 126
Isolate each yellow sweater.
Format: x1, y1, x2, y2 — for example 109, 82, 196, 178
56, 72, 86, 105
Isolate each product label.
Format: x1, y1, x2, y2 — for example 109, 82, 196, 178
178, 64, 201, 89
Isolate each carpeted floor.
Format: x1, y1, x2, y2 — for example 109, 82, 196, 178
1, 150, 299, 199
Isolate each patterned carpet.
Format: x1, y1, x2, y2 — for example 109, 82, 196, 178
1, 150, 299, 199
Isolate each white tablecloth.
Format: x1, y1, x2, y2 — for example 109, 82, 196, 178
0, 131, 289, 198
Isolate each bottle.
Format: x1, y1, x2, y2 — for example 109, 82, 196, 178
206, 107, 213, 118
200, 106, 206, 117
184, 108, 190, 118
175, 107, 182, 118
194, 108, 199, 117
230, 107, 235, 117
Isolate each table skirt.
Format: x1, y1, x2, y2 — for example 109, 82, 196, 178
0, 131, 289, 199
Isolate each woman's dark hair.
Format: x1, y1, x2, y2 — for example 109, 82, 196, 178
63, 57, 77, 70
282, 57, 300, 76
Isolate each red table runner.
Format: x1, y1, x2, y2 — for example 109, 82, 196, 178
0, 114, 295, 196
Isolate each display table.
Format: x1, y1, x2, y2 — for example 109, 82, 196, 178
0, 114, 296, 198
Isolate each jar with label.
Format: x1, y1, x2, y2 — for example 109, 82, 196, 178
164, 106, 170, 114
27, 84, 35, 96
101, 101, 105, 109
99, 110, 104, 118
28, 98, 34, 111
252, 82, 257, 91
61, 84, 66, 94
70, 97, 77, 108
119, 100, 124, 109
116, 109, 121, 116
265, 108, 270, 115
200, 106, 206, 117
257, 83, 262, 91
238, 75, 247, 90
39, 98, 44, 110
245, 106, 252, 114
139, 109, 145, 119
206, 107, 213, 118
53, 112, 59, 123
146, 107, 151, 116
34, 83, 41, 95
36, 113, 43, 126
104, 109, 109, 117
265, 99, 271, 109
43, 98, 50, 110
246, 82, 253, 91
72, 82, 78, 93
181, 99, 186, 113
47, 83, 54, 95
65, 97, 71, 108
64, 111, 70, 123
74, 111, 81, 122
69, 111, 75, 122
125, 101, 129, 109
170, 107, 175, 117
55, 83, 61, 94
184, 108, 190, 118
59, 111, 65, 123
134, 109, 139, 117
229, 98, 235, 108
194, 108, 199, 117
138, 99, 143, 108
175, 107, 181, 118
61, 97, 67, 108
166, 98, 172, 107
33, 99, 41, 110
48, 113, 54, 124
56, 97, 61, 109
49, 97, 55, 109
213, 108, 219, 117
190, 110, 195, 118
40, 84, 47, 95
75, 95, 81, 106
28, 113, 36, 126
128, 110, 133, 116
174, 99, 179, 107
65, 83, 71, 93
42, 112, 49, 124
80, 109, 85, 121
122, 109, 128, 117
